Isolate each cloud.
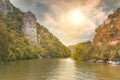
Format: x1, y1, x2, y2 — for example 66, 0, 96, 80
10, 0, 120, 46
48, 0, 104, 45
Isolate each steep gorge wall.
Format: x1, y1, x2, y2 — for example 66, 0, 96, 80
0, 0, 71, 60
22, 11, 38, 44
0, 0, 38, 44
93, 8, 120, 46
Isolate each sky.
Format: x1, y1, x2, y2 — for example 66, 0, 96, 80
10, 0, 120, 46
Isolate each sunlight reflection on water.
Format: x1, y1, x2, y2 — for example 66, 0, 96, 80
0, 58, 120, 80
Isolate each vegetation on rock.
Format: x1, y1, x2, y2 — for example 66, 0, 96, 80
0, 3, 71, 62
72, 8, 120, 62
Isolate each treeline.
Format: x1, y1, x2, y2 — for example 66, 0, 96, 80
94, 8, 120, 44
0, 7, 71, 63
37, 23, 71, 58
0, 8, 40, 62
72, 8, 120, 62
71, 41, 120, 62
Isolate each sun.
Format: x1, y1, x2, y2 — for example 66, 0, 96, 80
69, 9, 85, 25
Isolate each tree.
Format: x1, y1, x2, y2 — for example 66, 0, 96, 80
0, 23, 9, 62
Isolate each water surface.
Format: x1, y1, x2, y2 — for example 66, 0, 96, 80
0, 58, 120, 80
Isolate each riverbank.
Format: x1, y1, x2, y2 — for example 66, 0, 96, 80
88, 59, 120, 66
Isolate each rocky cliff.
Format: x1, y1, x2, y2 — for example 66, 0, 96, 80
0, 0, 13, 14
72, 8, 120, 62
0, 0, 71, 62
22, 11, 38, 44
93, 8, 120, 45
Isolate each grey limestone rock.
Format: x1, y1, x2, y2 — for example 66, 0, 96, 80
0, 0, 13, 14
22, 11, 38, 44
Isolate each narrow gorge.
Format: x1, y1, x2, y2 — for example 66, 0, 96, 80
0, 0, 71, 62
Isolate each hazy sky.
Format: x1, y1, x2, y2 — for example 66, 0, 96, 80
10, 0, 120, 46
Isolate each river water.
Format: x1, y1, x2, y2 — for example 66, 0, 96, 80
0, 58, 120, 80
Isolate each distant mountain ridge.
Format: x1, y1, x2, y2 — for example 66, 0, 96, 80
68, 45, 77, 53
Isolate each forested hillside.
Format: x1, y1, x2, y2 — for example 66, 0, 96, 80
94, 8, 120, 45
0, 0, 71, 62
72, 8, 120, 62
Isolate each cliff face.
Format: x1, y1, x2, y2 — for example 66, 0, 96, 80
93, 8, 120, 45
0, 0, 13, 14
22, 11, 38, 44
0, 0, 71, 61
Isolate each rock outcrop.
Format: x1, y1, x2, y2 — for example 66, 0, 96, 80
0, 0, 71, 60
0, 0, 13, 14
93, 8, 120, 45
22, 11, 38, 44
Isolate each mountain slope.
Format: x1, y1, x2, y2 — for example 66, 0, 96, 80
93, 8, 120, 45
0, 0, 71, 62
72, 8, 120, 62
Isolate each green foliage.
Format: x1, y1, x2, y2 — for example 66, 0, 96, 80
0, 9, 36, 62
72, 8, 120, 62
0, 23, 9, 62
72, 41, 120, 62
0, 7, 71, 62
37, 23, 71, 58
93, 8, 120, 44
71, 41, 99, 61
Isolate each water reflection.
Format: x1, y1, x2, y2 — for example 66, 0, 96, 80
74, 61, 97, 80
0, 58, 120, 80
47, 58, 77, 80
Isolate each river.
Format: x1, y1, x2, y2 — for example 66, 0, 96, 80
0, 58, 120, 80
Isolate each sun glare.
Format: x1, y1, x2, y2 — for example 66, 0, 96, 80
69, 9, 85, 25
